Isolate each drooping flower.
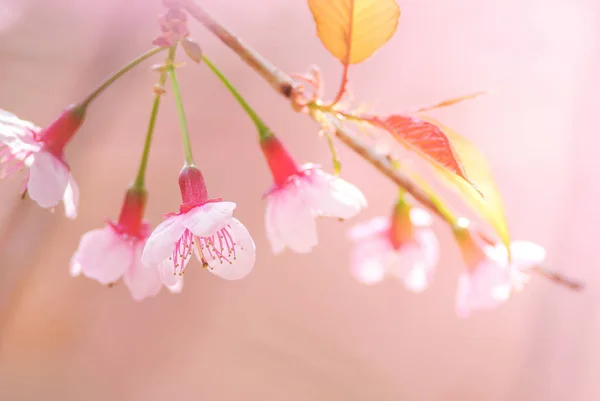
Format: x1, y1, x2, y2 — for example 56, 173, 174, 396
261, 135, 367, 254
347, 201, 439, 292
0, 105, 84, 218
454, 221, 546, 318
142, 164, 256, 280
70, 188, 182, 301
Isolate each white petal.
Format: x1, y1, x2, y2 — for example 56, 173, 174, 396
509, 241, 546, 271
409, 208, 433, 228
62, 173, 79, 219
141, 216, 186, 268
265, 196, 285, 254
207, 218, 256, 280
182, 201, 236, 237
166, 278, 184, 293
350, 236, 391, 285
70, 226, 131, 285
27, 151, 69, 208
455, 259, 512, 318
304, 169, 367, 219
123, 242, 162, 301
0, 110, 41, 151
69, 254, 82, 277
347, 216, 389, 241
395, 229, 439, 292
268, 189, 317, 253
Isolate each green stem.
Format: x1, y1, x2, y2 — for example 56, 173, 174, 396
132, 72, 168, 191
80, 47, 166, 108
201, 54, 272, 141
166, 46, 195, 164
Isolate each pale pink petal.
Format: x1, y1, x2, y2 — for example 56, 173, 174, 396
70, 226, 131, 285
508, 241, 546, 291
265, 198, 285, 254
141, 215, 186, 268
395, 229, 439, 292
159, 260, 179, 287
27, 151, 69, 208
123, 242, 163, 301
166, 278, 183, 293
347, 216, 389, 240
158, 259, 184, 293
304, 169, 367, 219
267, 189, 317, 253
182, 201, 236, 237
510, 241, 546, 272
0, 109, 40, 151
409, 208, 433, 227
350, 236, 392, 285
455, 252, 511, 318
69, 254, 82, 277
62, 174, 79, 219
207, 218, 256, 280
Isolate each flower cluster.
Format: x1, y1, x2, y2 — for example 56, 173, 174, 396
0, 0, 579, 314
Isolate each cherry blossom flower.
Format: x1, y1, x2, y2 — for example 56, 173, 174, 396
0, 105, 84, 218
142, 164, 256, 280
348, 203, 439, 292
261, 135, 367, 254
454, 221, 546, 317
70, 189, 182, 301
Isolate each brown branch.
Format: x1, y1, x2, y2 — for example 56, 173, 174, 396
179, 0, 583, 292
333, 123, 453, 224
180, 0, 299, 99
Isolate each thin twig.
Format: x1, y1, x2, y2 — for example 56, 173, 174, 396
181, 0, 299, 99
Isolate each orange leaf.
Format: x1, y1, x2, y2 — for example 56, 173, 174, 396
418, 116, 511, 253
377, 114, 471, 185
307, 0, 400, 65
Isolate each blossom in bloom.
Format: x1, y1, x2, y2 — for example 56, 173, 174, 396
261, 135, 367, 254
454, 221, 546, 318
70, 189, 182, 301
0, 105, 84, 218
142, 164, 256, 280
347, 202, 439, 292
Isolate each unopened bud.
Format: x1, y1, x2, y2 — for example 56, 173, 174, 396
182, 37, 203, 63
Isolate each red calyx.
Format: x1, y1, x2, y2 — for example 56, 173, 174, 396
388, 200, 414, 250
260, 136, 300, 186
39, 104, 86, 157
113, 188, 148, 238
178, 164, 208, 204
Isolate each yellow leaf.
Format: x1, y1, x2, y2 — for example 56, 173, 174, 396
308, 0, 401, 64
419, 116, 511, 254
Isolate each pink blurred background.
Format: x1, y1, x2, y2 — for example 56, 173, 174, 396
0, 0, 598, 400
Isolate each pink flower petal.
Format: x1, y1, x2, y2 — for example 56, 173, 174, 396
347, 216, 389, 240
455, 255, 511, 318
510, 241, 546, 272
0, 109, 40, 151
182, 201, 236, 237
166, 278, 183, 293
350, 236, 391, 285
266, 189, 317, 253
123, 242, 162, 301
409, 208, 433, 227
70, 226, 131, 285
62, 174, 79, 219
265, 197, 286, 254
207, 218, 256, 280
141, 215, 186, 268
305, 169, 367, 219
27, 151, 69, 209
394, 229, 439, 292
